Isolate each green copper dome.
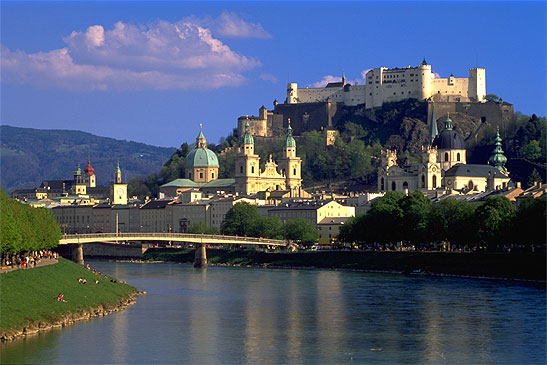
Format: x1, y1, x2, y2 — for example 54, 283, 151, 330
488, 131, 508, 173
241, 121, 254, 145
184, 148, 219, 168
284, 122, 296, 147
444, 115, 453, 131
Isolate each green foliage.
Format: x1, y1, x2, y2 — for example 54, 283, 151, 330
0, 188, 61, 254
399, 191, 432, 244
513, 196, 547, 247
187, 222, 219, 235
427, 198, 475, 246
519, 140, 542, 161
474, 196, 516, 249
0, 258, 137, 331
220, 203, 316, 241
485, 94, 500, 102
284, 218, 319, 244
527, 168, 542, 187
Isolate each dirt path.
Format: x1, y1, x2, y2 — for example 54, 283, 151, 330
0, 258, 58, 274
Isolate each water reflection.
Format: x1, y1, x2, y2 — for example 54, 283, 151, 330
1, 263, 545, 364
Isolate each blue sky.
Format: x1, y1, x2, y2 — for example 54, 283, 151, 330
1, 1, 546, 148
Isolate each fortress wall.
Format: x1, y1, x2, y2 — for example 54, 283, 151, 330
431, 78, 469, 97
297, 88, 342, 103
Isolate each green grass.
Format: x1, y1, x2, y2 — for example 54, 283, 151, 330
0, 258, 138, 331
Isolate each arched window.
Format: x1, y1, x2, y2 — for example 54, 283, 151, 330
392, 181, 396, 191
433, 175, 437, 188
444, 152, 449, 162
212, 172, 215, 179
293, 168, 297, 176
403, 181, 409, 190
457, 152, 461, 162
381, 177, 385, 191
240, 166, 243, 174
199, 172, 203, 179
251, 166, 255, 174
421, 175, 425, 188
469, 180, 474, 190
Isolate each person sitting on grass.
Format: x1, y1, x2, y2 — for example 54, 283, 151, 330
56, 293, 67, 302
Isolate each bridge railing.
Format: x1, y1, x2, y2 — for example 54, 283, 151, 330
61, 232, 287, 246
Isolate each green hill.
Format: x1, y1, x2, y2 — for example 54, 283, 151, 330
0, 126, 175, 193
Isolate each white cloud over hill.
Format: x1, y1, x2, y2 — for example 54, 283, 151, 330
0, 13, 267, 91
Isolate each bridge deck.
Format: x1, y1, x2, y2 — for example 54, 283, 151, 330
59, 233, 287, 246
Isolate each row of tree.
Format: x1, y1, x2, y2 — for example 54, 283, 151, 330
0, 188, 61, 255
219, 202, 318, 243
339, 191, 546, 251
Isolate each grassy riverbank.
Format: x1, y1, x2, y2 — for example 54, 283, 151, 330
0, 258, 138, 334
142, 248, 546, 281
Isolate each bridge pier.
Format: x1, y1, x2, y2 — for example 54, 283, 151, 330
194, 244, 207, 268
72, 243, 84, 266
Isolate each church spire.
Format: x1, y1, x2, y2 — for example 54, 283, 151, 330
196, 123, 207, 149
488, 128, 508, 173
429, 104, 438, 142
444, 113, 453, 131
342, 70, 346, 86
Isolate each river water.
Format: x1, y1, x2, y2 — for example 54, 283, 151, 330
2, 261, 546, 364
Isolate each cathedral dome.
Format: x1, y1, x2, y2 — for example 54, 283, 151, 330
432, 116, 465, 150
184, 148, 219, 168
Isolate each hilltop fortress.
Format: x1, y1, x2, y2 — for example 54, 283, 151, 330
287, 58, 485, 108
238, 59, 512, 139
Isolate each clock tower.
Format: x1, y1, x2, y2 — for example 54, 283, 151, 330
110, 162, 128, 205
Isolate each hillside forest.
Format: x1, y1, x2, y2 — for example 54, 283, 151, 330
128, 100, 546, 199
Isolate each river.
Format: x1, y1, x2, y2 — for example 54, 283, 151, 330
1, 261, 545, 364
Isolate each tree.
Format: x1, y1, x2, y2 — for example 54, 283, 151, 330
399, 191, 432, 246
485, 94, 500, 102
258, 216, 284, 240
519, 140, 542, 161
526, 168, 543, 188
221, 202, 262, 236
284, 218, 318, 244
427, 198, 475, 248
364, 191, 405, 244
474, 196, 515, 250
513, 196, 547, 249
188, 222, 219, 235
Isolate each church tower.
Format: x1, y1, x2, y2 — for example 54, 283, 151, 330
73, 164, 87, 195
235, 122, 261, 194
110, 162, 128, 205
84, 159, 96, 188
278, 119, 302, 194
488, 129, 508, 174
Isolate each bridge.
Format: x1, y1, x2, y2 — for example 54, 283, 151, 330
60, 233, 289, 268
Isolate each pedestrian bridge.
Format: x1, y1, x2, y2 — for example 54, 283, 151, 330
59, 233, 288, 247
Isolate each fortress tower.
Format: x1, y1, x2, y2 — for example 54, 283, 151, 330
468, 68, 486, 102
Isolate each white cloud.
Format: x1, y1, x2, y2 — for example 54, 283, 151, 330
0, 17, 265, 91
260, 73, 278, 83
214, 11, 271, 39
308, 69, 372, 88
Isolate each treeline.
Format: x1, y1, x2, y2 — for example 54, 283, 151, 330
219, 202, 318, 243
339, 191, 546, 251
0, 188, 61, 257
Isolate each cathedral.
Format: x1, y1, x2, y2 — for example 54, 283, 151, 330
235, 120, 304, 196
378, 108, 511, 194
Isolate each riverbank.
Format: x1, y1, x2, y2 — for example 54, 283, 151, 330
0, 258, 143, 342
142, 248, 546, 282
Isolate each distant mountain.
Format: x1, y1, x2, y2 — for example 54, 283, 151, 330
0, 125, 176, 193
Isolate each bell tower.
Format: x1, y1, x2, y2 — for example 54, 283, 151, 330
110, 162, 128, 205
278, 119, 302, 195
235, 122, 261, 194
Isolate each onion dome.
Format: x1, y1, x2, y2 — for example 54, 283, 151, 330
84, 159, 95, 176
432, 115, 465, 150
115, 161, 121, 174
241, 121, 254, 145
74, 164, 82, 176
488, 130, 508, 173
284, 119, 296, 147
184, 126, 219, 168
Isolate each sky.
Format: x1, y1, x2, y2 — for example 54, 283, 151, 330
1, 1, 546, 148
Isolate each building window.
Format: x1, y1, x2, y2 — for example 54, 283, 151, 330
433, 175, 437, 188
240, 166, 243, 174
421, 175, 425, 188
200, 172, 203, 179
444, 152, 449, 161
381, 177, 385, 191
212, 172, 215, 179
392, 182, 396, 191
457, 153, 461, 162
293, 168, 297, 176
251, 166, 255, 174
